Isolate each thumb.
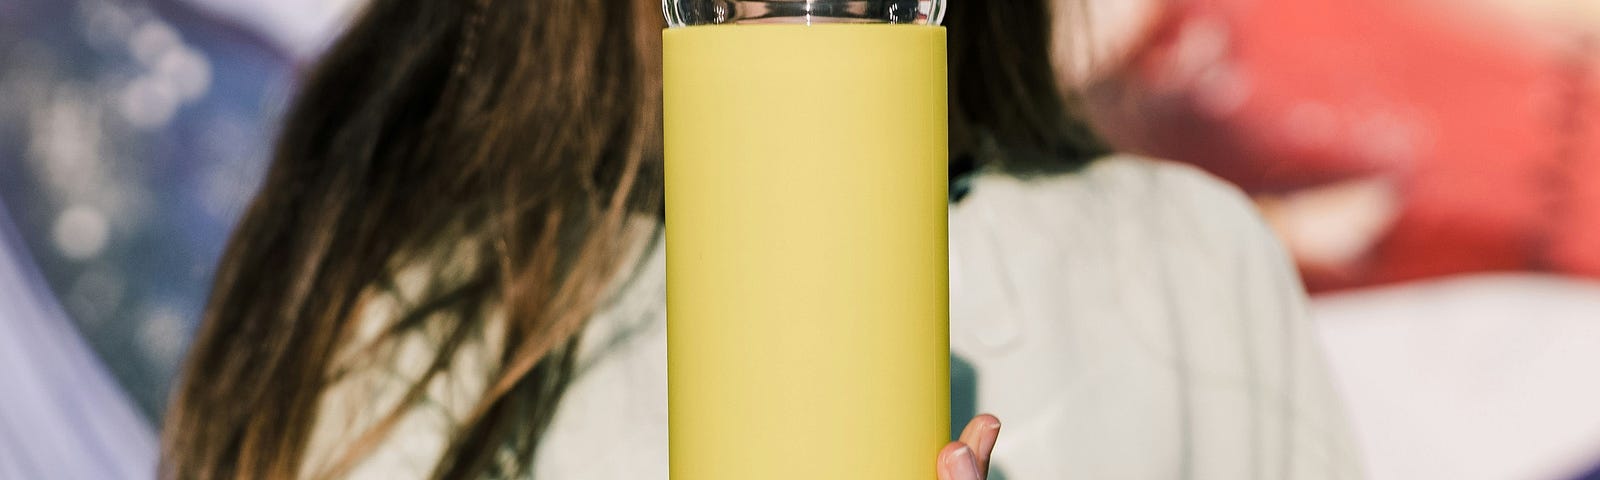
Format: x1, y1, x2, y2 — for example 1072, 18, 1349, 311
937, 442, 983, 480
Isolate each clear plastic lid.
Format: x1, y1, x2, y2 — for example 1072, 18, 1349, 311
664, 0, 946, 27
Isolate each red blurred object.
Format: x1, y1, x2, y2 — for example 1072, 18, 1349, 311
1086, 0, 1600, 292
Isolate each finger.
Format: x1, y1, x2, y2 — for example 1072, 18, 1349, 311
957, 416, 983, 452
956, 414, 999, 451
937, 441, 982, 480
959, 414, 1002, 474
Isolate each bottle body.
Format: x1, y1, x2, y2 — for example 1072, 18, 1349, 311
664, 24, 949, 479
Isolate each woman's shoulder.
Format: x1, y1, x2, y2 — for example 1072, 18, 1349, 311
1077, 153, 1247, 197
976, 153, 1249, 204
950, 156, 1356, 480
959, 154, 1270, 247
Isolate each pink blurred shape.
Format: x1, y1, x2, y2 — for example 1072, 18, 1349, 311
1085, 0, 1600, 291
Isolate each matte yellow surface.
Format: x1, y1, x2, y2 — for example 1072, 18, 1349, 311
664, 25, 950, 479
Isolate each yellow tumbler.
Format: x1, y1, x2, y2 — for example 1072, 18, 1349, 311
663, 1, 950, 478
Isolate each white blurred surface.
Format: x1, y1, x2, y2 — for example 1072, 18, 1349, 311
0, 205, 157, 480
1315, 275, 1600, 480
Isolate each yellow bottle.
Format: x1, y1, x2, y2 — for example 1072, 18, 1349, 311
663, 2, 949, 478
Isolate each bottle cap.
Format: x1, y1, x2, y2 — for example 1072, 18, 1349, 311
664, 0, 946, 27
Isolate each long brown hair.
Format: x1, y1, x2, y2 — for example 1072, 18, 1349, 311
160, 0, 1101, 478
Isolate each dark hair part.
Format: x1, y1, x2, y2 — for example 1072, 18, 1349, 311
160, 0, 1099, 478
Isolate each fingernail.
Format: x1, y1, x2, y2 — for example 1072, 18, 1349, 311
979, 420, 1001, 454
946, 445, 981, 480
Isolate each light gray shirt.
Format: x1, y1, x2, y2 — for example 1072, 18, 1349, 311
307, 155, 1364, 479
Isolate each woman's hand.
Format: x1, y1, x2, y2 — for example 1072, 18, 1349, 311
937, 414, 1002, 480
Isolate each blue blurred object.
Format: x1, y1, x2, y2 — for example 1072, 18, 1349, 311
1577, 462, 1600, 480
0, 200, 157, 479
0, 0, 296, 417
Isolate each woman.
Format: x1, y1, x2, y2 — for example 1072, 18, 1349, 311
160, 0, 1363, 478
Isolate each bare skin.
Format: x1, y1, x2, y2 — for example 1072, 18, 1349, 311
937, 414, 1004, 480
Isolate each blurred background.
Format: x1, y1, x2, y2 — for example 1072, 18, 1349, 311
1, 0, 1598, 478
